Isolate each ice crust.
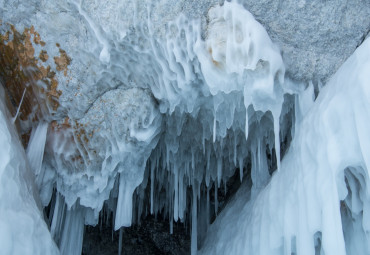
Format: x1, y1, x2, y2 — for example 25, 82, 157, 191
200, 38, 370, 255
0, 87, 59, 255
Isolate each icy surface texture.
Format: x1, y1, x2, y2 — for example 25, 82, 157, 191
37, 0, 284, 220
37, 1, 287, 253
200, 38, 370, 255
126, 3, 286, 254
2, 0, 369, 254
0, 88, 59, 255
44, 88, 162, 228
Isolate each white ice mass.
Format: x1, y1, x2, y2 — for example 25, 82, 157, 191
1, 1, 370, 254
200, 33, 370, 255
0, 87, 59, 254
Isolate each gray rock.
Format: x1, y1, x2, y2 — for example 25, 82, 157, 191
239, 0, 370, 83
2, 0, 369, 106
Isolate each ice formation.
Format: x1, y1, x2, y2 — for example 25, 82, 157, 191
33, 1, 288, 254
200, 37, 370, 255
2, 0, 370, 254
0, 87, 59, 255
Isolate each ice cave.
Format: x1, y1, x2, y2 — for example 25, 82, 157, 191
1, 0, 370, 254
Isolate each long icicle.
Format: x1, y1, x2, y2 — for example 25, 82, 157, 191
191, 180, 198, 255
12, 87, 26, 123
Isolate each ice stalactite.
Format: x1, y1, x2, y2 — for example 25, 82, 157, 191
115, 173, 135, 229
48, 192, 88, 255
37, 1, 289, 254
200, 37, 370, 255
192, 181, 198, 255
59, 205, 85, 255
26, 122, 49, 186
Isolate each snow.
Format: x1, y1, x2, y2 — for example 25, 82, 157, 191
200, 37, 370, 255
0, 87, 59, 255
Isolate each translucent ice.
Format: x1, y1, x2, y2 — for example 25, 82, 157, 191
37, 1, 288, 254
200, 38, 370, 255
0, 87, 59, 255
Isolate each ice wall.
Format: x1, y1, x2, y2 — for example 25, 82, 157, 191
0, 87, 59, 255
200, 37, 370, 255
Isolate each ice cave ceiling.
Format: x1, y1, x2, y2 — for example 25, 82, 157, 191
1, 0, 370, 255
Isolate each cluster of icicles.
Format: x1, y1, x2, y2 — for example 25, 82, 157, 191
29, 1, 294, 254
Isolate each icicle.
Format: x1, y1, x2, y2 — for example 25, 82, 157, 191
202, 128, 206, 154
257, 138, 261, 171
150, 161, 155, 214
191, 149, 195, 170
115, 174, 134, 230
12, 87, 26, 123
166, 146, 170, 170
191, 182, 198, 255
51, 192, 65, 242
174, 163, 179, 221
238, 156, 244, 183
206, 147, 211, 173
185, 162, 189, 180
26, 122, 49, 178
179, 172, 184, 220
233, 134, 237, 166
60, 205, 85, 255
197, 178, 201, 199
213, 116, 217, 143
273, 110, 281, 171
182, 175, 187, 221
217, 157, 222, 187
156, 151, 160, 176
245, 111, 249, 141
206, 187, 210, 226
170, 208, 174, 234
215, 182, 218, 215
